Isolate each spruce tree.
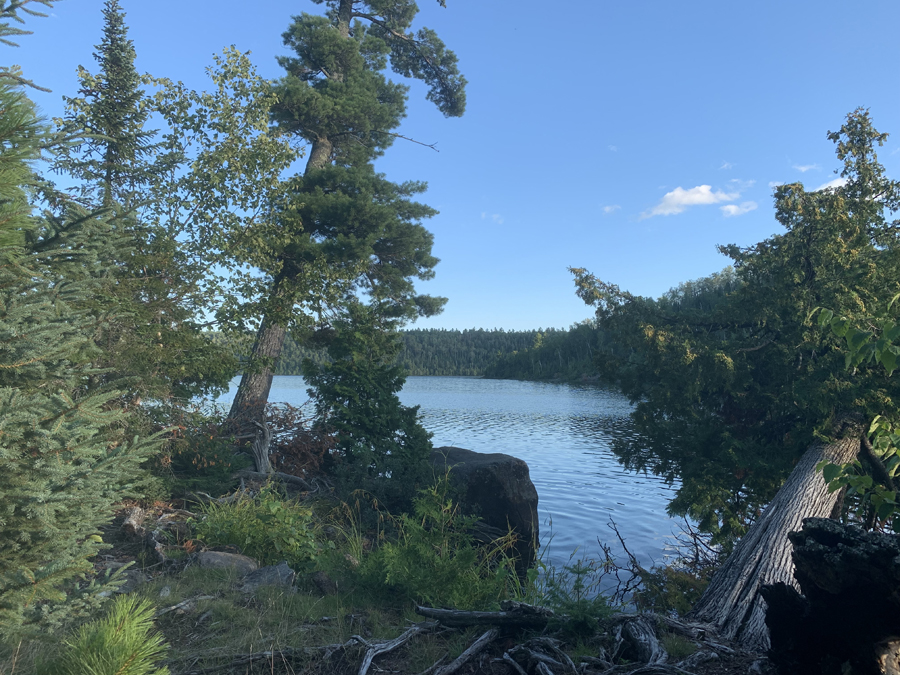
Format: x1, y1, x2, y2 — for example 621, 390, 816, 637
0, 79, 160, 640
53, 0, 237, 403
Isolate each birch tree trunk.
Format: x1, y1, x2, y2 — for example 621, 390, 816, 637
687, 430, 861, 652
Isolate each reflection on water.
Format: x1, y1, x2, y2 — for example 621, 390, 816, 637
215, 375, 682, 571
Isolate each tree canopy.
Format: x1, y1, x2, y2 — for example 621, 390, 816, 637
572, 109, 900, 542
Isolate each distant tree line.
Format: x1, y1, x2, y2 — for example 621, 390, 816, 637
482, 322, 602, 381
272, 328, 544, 376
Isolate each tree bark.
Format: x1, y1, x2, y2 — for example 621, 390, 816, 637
687, 428, 862, 652
227, 315, 287, 433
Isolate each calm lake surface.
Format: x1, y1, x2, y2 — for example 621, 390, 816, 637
215, 376, 682, 571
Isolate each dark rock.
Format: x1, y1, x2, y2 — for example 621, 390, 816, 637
196, 551, 258, 576
239, 561, 296, 593
430, 446, 539, 575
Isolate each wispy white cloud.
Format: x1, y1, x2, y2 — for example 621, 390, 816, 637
608, 145, 618, 152
721, 201, 758, 217
642, 185, 740, 218
719, 161, 734, 170
793, 163, 820, 173
769, 181, 784, 188
602, 205, 621, 215
814, 177, 848, 192
729, 178, 756, 189
481, 211, 505, 225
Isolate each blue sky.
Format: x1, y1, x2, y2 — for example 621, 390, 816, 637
13, 0, 900, 330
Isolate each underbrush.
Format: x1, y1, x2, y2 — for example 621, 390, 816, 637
1, 467, 722, 674
190, 484, 320, 571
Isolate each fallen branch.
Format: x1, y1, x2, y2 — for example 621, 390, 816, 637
415, 602, 553, 628
155, 595, 216, 617
358, 622, 438, 675
431, 628, 497, 675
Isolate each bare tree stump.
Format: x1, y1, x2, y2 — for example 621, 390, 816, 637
763, 518, 900, 674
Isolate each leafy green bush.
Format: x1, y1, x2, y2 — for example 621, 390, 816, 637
632, 564, 711, 616
36, 595, 169, 675
190, 485, 319, 570
358, 475, 522, 610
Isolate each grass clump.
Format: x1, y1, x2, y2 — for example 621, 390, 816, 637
35, 595, 168, 675
190, 484, 320, 570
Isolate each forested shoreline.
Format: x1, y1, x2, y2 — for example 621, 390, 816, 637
270, 326, 602, 379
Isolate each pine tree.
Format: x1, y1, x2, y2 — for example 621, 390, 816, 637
303, 302, 432, 508
227, 0, 466, 434
0, 79, 160, 640
58, 0, 153, 207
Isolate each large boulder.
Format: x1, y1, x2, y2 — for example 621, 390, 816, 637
430, 446, 539, 575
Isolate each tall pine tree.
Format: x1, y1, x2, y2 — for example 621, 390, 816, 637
227, 0, 466, 439
54, 0, 236, 403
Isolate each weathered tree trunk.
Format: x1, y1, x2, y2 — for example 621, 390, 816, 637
227, 315, 287, 434
687, 429, 861, 652
226, 134, 335, 434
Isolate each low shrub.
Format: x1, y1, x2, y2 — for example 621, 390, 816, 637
151, 403, 249, 498
356, 474, 522, 610
542, 557, 613, 642
190, 485, 319, 570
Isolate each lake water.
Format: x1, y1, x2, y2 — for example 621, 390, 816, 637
214, 375, 683, 571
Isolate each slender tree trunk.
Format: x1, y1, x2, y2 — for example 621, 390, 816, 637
227, 315, 287, 434
687, 428, 862, 652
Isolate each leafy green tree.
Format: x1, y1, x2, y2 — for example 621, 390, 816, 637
53, 8, 277, 403
572, 109, 900, 543
227, 0, 466, 432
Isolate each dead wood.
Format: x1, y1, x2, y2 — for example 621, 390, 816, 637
155, 595, 216, 617
122, 506, 145, 537
617, 615, 667, 664
415, 601, 553, 628
430, 628, 498, 675
249, 419, 273, 474
356, 621, 438, 675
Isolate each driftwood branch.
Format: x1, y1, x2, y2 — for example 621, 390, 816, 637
357, 622, 437, 675
250, 419, 273, 474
